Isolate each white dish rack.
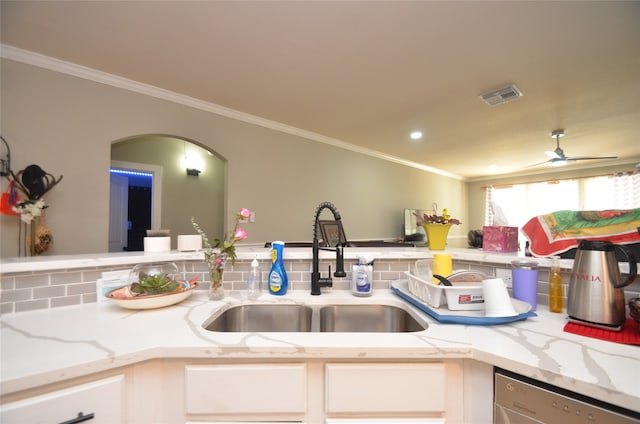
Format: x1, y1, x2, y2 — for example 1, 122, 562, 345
404, 271, 485, 311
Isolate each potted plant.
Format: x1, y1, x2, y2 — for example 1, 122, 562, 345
414, 208, 461, 250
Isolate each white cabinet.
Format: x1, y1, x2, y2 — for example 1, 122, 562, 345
184, 363, 307, 421
0, 374, 125, 424
324, 362, 461, 423
326, 420, 445, 424
179, 360, 464, 423
325, 363, 446, 415
462, 359, 494, 424
0, 358, 471, 423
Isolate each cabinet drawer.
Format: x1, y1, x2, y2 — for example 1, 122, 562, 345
325, 363, 445, 414
0, 374, 125, 423
185, 364, 307, 415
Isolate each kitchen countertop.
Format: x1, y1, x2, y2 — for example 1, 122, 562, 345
0, 246, 582, 274
1, 288, 638, 412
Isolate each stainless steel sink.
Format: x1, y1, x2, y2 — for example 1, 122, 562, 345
203, 303, 427, 333
319, 304, 426, 332
204, 304, 313, 332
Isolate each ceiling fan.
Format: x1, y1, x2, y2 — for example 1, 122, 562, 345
530, 129, 618, 167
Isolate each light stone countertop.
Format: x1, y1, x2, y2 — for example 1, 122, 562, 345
0, 246, 581, 274
1, 287, 638, 412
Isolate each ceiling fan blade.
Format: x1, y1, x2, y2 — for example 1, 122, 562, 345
523, 159, 553, 168
565, 155, 618, 161
530, 129, 618, 169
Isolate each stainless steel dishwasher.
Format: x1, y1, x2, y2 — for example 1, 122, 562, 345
494, 368, 640, 424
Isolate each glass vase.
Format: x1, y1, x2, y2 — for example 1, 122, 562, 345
209, 267, 225, 300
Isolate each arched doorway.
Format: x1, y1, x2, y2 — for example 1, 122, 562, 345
109, 135, 225, 251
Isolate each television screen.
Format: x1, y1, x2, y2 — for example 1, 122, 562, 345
404, 208, 430, 242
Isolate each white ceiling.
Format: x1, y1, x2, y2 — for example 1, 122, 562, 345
2, 1, 640, 179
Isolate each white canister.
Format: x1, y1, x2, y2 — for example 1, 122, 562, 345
144, 237, 171, 253
177, 235, 202, 252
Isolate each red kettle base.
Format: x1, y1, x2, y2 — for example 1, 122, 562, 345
567, 316, 623, 332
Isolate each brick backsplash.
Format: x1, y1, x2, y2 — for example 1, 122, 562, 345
1, 259, 638, 314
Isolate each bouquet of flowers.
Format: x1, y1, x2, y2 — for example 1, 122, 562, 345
12, 198, 47, 224
191, 208, 250, 298
414, 207, 461, 250
414, 208, 461, 225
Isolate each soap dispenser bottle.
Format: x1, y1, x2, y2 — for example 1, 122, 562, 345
352, 255, 374, 297
268, 241, 288, 295
548, 256, 563, 313
246, 257, 261, 300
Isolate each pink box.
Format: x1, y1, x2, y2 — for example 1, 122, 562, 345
482, 226, 519, 252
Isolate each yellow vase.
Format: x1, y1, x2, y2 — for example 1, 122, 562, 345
423, 223, 452, 250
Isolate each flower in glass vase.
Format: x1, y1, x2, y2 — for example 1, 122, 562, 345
191, 208, 250, 299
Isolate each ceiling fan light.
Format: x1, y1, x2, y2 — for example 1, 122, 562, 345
551, 159, 568, 167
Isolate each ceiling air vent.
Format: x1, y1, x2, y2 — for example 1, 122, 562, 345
480, 85, 523, 106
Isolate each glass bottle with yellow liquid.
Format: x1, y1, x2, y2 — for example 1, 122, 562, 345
548, 256, 563, 313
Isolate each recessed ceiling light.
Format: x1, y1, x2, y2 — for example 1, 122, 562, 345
410, 131, 423, 140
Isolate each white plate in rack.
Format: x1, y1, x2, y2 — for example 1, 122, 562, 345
405, 271, 485, 311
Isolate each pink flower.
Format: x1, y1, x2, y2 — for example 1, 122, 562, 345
192, 207, 250, 269
234, 228, 247, 240
414, 208, 461, 226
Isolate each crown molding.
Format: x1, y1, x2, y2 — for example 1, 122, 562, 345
1, 44, 462, 180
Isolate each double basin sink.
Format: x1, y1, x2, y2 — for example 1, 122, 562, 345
203, 303, 427, 333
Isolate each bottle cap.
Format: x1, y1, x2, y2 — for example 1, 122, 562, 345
358, 254, 375, 265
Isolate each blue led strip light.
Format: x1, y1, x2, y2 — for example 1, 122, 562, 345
110, 168, 153, 178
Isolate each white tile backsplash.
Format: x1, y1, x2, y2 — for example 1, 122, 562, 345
1, 258, 637, 314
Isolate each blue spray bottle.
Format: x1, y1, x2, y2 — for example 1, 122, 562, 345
268, 241, 288, 295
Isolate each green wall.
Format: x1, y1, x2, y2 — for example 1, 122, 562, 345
1, 59, 467, 257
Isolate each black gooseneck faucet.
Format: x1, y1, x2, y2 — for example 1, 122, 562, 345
311, 201, 346, 295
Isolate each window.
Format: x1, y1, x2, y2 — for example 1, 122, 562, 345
486, 172, 640, 229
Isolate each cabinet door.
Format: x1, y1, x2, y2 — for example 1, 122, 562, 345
327, 420, 445, 424
184, 364, 306, 415
0, 374, 125, 423
325, 363, 446, 415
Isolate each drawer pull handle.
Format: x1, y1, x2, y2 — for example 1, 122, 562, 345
59, 412, 95, 424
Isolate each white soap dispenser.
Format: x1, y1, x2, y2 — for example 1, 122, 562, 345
246, 257, 261, 299
352, 255, 374, 297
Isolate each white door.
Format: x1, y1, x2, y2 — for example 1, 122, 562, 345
109, 173, 128, 252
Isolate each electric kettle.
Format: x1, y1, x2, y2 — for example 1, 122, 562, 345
567, 240, 637, 330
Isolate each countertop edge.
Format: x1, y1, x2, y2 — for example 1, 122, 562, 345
0, 246, 586, 274
2, 340, 637, 413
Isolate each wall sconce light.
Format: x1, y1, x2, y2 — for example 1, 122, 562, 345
184, 142, 203, 177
